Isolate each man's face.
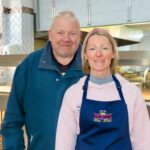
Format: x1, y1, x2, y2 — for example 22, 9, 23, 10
48, 17, 82, 59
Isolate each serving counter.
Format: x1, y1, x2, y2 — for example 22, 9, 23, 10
0, 86, 150, 109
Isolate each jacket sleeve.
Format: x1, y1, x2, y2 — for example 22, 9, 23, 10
1, 61, 28, 150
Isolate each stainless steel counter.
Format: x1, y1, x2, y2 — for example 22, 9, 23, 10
0, 86, 10, 109
0, 93, 9, 109
0, 86, 150, 109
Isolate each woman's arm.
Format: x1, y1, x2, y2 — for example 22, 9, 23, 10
132, 88, 150, 150
55, 87, 79, 150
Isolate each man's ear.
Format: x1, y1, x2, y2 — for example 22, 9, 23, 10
48, 29, 51, 41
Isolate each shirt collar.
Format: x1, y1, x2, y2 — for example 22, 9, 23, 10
39, 41, 82, 72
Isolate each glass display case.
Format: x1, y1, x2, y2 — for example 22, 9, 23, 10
0, 54, 27, 109
117, 51, 150, 117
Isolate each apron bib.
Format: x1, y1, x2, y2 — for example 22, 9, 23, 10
75, 75, 132, 150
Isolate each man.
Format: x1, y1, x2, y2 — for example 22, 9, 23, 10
1, 10, 83, 150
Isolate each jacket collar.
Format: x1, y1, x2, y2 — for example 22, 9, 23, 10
39, 41, 82, 72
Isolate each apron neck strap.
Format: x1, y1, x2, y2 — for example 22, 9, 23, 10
82, 75, 125, 101
82, 75, 90, 100
112, 75, 125, 101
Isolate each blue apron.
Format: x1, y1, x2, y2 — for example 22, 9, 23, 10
75, 75, 132, 150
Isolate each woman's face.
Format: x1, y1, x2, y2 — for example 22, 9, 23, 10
85, 34, 115, 77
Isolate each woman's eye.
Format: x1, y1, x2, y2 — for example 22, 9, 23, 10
89, 48, 95, 51
102, 47, 109, 50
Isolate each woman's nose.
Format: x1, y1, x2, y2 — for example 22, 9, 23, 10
96, 49, 102, 56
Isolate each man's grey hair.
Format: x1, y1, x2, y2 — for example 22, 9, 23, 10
50, 10, 80, 29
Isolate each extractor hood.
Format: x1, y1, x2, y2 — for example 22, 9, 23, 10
81, 25, 144, 46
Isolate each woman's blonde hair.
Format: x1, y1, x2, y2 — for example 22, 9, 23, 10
82, 28, 118, 75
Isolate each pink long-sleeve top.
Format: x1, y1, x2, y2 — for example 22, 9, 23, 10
55, 74, 150, 150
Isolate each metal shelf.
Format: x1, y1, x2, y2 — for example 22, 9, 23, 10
0, 54, 27, 67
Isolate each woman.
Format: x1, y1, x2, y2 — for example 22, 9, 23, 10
55, 28, 150, 150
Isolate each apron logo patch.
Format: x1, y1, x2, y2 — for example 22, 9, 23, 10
93, 110, 112, 123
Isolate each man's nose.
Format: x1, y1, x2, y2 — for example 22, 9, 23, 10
63, 33, 70, 41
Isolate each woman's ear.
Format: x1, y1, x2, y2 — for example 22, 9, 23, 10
84, 53, 88, 60
111, 50, 115, 59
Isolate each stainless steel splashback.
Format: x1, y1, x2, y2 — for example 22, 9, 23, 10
118, 51, 150, 66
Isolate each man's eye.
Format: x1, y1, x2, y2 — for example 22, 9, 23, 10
57, 32, 63, 35
70, 32, 76, 35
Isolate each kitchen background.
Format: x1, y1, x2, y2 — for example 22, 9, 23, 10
0, 0, 150, 149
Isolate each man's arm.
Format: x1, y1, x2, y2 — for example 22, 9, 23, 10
1, 63, 27, 150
